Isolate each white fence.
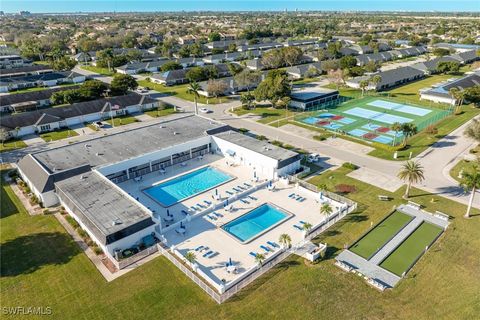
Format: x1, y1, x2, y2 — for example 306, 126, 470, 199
115, 245, 159, 270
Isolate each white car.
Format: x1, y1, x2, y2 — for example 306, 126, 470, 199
199, 108, 212, 113
136, 87, 148, 93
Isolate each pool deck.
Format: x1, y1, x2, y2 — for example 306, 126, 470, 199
336, 204, 449, 289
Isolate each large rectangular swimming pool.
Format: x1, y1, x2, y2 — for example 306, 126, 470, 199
143, 166, 233, 207
222, 204, 291, 243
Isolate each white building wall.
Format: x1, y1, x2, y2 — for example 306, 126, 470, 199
420, 93, 455, 105
211, 136, 278, 179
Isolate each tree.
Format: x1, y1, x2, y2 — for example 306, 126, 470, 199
204, 65, 218, 79
208, 32, 221, 42
359, 79, 369, 97
78, 80, 108, 99
449, 87, 464, 113
187, 82, 201, 115
161, 61, 183, 72
391, 122, 402, 146
327, 69, 344, 89
110, 74, 138, 96
178, 45, 191, 58
283, 47, 303, 67
464, 119, 480, 142
234, 69, 261, 93
327, 41, 342, 58
254, 253, 266, 266
96, 48, 114, 71
304, 65, 320, 78
370, 75, 382, 92
227, 62, 243, 76
184, 251, 197, 264
206, 79, 227, 98
279, 233, 292, 248
397, 160, 425, 198
49, 56, 76, 71
302, 222, 313, 235
320, 203, 333, 217
240, 92, 255, 109
400, 123, 418, 146
186, 67, 206, 82
459, 165, 480, 218
463, 85, 480, 106
261, 50, 284, 69
436, 61, 460, 75
364, 60, 380, 73
227, 43, 237, 52
190, 43, 204, 57
254, 70, 291, 107
433, 48, 451, 57
339, 55, 357, 69
0, 127, 9, 146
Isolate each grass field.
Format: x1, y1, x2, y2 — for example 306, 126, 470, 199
349, 211, 413, 259
380, 222, 443, 276
450, 159, 478, 183
0, 139, 27, 153
104, 114, 139, 127
2, 166, 480, 319
80, 65, 115, 76
138, 80, 230, 105
39, 128, 79, 142
232, 106, 299, 125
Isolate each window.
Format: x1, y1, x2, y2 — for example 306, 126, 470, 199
40, 124, 51, 132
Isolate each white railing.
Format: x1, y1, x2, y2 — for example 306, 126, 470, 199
114, 245, 159, 270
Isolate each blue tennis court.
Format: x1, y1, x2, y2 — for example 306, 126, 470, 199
344, 107, 412, 124
301, 117, 319, 125
318, 113, 336, 118
361, 123, 382, 131
368, 100, 431, 116
373, 135, 393, 144
337, 117, 356, 124
323, 122, 343, 130
349, 129, 368, 137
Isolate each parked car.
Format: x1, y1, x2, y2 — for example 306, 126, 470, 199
199, 108, 212, 113
93, 121, 105, 129
307, 153, 320, 163
136, 87, 148, 93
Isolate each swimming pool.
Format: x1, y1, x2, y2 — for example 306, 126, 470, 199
222, 203, 291, 243
143, 167, 233, 207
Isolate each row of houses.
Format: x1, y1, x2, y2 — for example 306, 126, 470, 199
346, 50, 478, 91
0, 71, 86, 93
150, 63, 231, 86
0, 93, 158, 138
355, 46, 427, 66
0, 64, 54, 78
0, 54, 32, 69
0, 85, 81, 113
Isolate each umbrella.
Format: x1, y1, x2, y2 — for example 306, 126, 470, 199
215, 189, 218, 195
253, 171, 257, 178
319, 192, 323, 200
167, 209, 170, 216
229, 257, 232, 266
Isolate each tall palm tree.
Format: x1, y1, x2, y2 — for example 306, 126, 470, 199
187, 82, 201, 115
320, 203, 333, 217
370, 75, 382, 92
391, 122, 402, 146
400, 123, 418, 146
459, 165, 480, 218
397, 160, 425, 198
184, 251, 196, 264
449, 87, 465, 113
302, 222, 313, 234
279, 233, 292, 248
359, 79, 369, 97
254, 253, 266, 266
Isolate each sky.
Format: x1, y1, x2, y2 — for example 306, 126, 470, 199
1, 0, 479, 13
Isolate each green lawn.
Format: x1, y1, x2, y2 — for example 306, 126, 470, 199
0, 139, 27, 153
450, 159, 478, 183
138, 80, 230, 105
349, 211, 414, 259
380, 222, 443, 276
1, 166, 480, 319
80, 65, 115, 76
104, 115, 139, 127
144, 105, 177, 118
39, 128, 79, 142
232, 106, 299, 125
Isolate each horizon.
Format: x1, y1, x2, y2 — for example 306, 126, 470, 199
2, 1, 479, 14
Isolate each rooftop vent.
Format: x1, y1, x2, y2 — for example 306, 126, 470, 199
112, 218, 123, 226
173, 131, 178, 135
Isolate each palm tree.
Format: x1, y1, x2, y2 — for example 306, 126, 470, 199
391, 122, 402, 146
397, 160, 425, 198
370, 75, 382, 92
459, 165, 480, 218
400, 123, 418, 146
240, 92, 255, 109
449, 87, 464, 113
187, 82, 201, 115
254, 253, 266, 266
279, 233, 292, 248
13, 126, 20, 148
320, 203, 333, 217
184, 251, 196, 264
302, 222, 313, 233
359, 80, 369, 97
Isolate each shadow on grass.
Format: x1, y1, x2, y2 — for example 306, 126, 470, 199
0, 187, 18, 219
225, 258, 301, 303
0, 232, 79, 277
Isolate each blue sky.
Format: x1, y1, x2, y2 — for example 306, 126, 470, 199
1, 1, 479, 13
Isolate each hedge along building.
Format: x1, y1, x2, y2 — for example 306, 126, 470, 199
16, 115, 301, 264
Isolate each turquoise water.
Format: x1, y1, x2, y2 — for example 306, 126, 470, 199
222, 204, 289, 242
143, 167, 232, 207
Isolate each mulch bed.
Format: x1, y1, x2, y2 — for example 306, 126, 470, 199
363, 133, 378, 140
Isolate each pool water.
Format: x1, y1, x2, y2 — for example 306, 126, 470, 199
143, 167, 233, 207
222, 204, 290, 243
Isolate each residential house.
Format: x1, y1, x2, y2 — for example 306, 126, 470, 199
151, 64, 231, 86
0, 65, 53, 78
286, 62, 322, 79
345, 66, 425, 91
0, 71, 86, 93
420, 72, 480, 105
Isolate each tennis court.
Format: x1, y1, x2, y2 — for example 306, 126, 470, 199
295, 96, 451, 146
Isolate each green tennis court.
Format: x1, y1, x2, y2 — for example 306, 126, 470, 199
380, 222, 443, 276
349, 211, 413, 260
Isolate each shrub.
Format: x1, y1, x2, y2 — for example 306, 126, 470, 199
93, 246, 103, 255
424, 125, 438, 135
8, 170, 18, 178
256, 135, 267, 141
43, 208, 51, 215
271, 140, 283, 146
335, 184, 357, 194
238, 128, 249, 133
342, 162, 358, 170
314, 135, 327, 141
65, 215, 80, 229
77, 228, 87, 239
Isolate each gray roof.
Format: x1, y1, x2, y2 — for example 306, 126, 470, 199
348, 66, 424, 88
55, 170, 154, 243
214, 130, 299, 163
286, 62, 322, 76
0, 85, 81, 107
0, 71, 83, 86
290, 88, 339, 102
0, 64, 53, 77
422, 72, 480, 99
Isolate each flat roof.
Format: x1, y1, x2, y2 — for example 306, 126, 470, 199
32, 115, 227, 173
290, 88, 338, 101
56, 171, 154, 241
214, 130, 299, 163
